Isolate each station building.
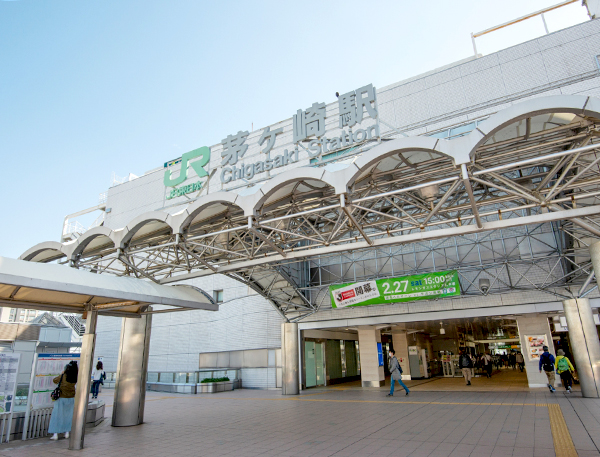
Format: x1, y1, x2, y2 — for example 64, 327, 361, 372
17, 13, 600, 395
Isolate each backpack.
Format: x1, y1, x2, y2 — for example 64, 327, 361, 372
557, 357, 570, 372
460, 354, 471, 368
541, 353, 554, 372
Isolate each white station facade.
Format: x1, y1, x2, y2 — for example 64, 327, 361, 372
17, 16, 600, 394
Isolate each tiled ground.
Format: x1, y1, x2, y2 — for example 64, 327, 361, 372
2, 371, 599, 457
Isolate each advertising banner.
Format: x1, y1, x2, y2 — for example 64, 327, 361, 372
525, 335, 546, 361
329, 270, 460, 309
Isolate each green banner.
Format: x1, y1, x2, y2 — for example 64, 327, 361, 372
329, 270, 460, 309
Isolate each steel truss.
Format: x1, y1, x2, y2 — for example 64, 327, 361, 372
63, 116, 600, 321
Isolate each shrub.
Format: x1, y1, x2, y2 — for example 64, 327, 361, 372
200, 377, 230, 383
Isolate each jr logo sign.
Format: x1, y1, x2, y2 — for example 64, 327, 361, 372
163, 147, 210, 187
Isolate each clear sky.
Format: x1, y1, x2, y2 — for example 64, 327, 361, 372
0, 0, 590, 259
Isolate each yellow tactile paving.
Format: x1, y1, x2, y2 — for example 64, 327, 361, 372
548, 403, 578, 457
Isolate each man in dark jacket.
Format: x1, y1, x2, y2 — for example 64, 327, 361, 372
459, 348, 473, 385
386, 350, 409, 396
538, 345, 556, 393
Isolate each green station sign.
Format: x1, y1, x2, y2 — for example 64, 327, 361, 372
329, 270, 460, 309
163, 146, 211, 200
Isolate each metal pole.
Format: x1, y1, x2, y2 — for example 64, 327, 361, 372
562, 298, 600, 397
471, 33, 478, 57
21, 353, 38, 441
541, 13, 550, 34
281, 322, 299, 395
69, 308, 97, 450
112, 311, 152, 426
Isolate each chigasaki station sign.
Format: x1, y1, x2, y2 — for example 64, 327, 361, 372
163, 84, 381, 198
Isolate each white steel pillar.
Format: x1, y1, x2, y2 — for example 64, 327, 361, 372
357, 326, 384, 387
562, 298, 600, 397
69, 308, 97, 450
112, 312, 152, 426
516, 315, 555, 388
391, 329, 411, 380
281, 322, 299, 395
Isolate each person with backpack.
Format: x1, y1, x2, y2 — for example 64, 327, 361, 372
515, 352, 525, 372
538, 345, 556, 392
386, 350, 409, 396
555, 349, 574, 393
459, 348, 474, 385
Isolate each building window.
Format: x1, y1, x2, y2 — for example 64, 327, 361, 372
214, 290, 224, 303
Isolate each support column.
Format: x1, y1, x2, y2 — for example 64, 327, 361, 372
281, 322, 299, 395
516, 315, 555, 388
391, 329, 411, 380
112, 312, 152, 426
69, 308, 97, 450
357, 327, 384, 387
563, 298, 600, 397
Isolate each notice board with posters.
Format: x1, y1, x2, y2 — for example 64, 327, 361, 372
0, 353, 20, 413
329, 270, 460, 309
525, 335, 547, 361
31, 354, 79, 409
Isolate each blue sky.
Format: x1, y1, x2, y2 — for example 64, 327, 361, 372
0, 0, 590, 259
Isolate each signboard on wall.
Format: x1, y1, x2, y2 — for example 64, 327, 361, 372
377, 343, 384, 367
329, 270, 460, 309
32, 354, 79, 409
0, 353, 20, 413
524, 335, 546, 361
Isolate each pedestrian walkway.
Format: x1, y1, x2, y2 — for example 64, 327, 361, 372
2, 383, 598, 457
330, 369, 558, 393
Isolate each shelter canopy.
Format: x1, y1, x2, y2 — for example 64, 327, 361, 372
0, 256, 217, 317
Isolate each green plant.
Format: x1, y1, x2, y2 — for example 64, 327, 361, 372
200, 377, 230, 383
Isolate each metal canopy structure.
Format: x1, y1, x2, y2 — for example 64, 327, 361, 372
19, 95, 600, 321
0, 256, 217, 316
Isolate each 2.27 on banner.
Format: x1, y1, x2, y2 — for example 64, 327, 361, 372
330, 270, 460, 309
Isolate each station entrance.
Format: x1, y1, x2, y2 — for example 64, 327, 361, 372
300, 313, 580, 391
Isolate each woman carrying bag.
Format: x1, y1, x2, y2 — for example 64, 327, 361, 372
48, 361, 78, 440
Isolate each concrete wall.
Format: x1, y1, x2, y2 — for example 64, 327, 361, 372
516, 315, 556, 388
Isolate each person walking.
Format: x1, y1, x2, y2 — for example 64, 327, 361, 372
459, 349, 473, 385
386, 350, 409, 396
91, 361, 106, 399
538, 345, 556, 393
509, 353, 516, 370
515, 352, 525, 372
481, 352, 493, 378
48, 361, 78, 440
555, 349, 575, 393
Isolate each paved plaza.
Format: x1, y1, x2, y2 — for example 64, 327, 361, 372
2, 371, 599, 457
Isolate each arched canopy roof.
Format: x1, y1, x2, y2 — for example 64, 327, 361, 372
343, 136, 454, 188
465, 95, 600, 159
20, 242, 66, 263
173, 192, 243, 234
120, 211, 175, 248
19, 95, 600, 261
249, 168, 341, 215
70, 227, 115, 260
